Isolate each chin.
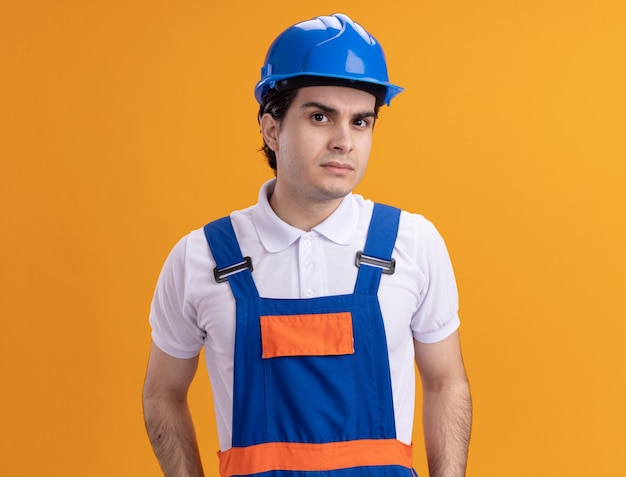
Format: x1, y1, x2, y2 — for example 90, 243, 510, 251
317, 184, 353, 201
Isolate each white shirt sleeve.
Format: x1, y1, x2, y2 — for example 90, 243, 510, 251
149, 235, 206, 358
410, 216, 461, 344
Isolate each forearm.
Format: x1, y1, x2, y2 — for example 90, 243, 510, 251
422, 379, 472, 477
143, 395, 204, 477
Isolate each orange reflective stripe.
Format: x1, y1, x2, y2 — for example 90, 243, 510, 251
218, 439, 413, 476
260, 312, 354, 358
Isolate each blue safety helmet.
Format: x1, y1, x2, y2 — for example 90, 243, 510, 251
254, 13, 403, 106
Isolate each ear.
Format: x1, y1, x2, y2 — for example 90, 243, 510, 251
260, 113, 279, 152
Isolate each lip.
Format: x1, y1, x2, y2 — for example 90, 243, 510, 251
321, 162, 354, 175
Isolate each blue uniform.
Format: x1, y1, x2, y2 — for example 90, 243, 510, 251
203, 203, 417, 477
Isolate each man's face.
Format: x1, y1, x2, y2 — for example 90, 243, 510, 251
264, 85, 377, 208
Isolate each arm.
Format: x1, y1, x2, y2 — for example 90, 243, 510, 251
414, 330, 472, 477
143, 342, 204, 477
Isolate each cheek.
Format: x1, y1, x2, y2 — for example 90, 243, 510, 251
277, 123, 303, 152
278, 129, 320, 161
356, 135, 373, 160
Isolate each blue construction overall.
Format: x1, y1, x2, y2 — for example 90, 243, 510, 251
203, 203, 417, 477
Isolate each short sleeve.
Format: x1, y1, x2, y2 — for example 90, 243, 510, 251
149, 235, 206, 358
411, 218, 461, 344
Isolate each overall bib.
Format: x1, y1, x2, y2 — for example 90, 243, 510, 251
203, 203, 417, 477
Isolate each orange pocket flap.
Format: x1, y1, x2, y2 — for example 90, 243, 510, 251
260, 312, 354, 358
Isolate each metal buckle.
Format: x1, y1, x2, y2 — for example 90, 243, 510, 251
213, 256, 253, 283
355, 251, 396, 275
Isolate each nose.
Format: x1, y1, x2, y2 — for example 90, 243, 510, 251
328, 122, 354, 154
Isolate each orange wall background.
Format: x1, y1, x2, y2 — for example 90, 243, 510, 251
1, 1, 625, 475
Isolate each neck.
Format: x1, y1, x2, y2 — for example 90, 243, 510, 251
269, 189, 343, 231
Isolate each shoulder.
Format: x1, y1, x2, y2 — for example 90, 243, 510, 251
398, 210, 445, 246
352, 195, 436, 231
350, 195, 447, 250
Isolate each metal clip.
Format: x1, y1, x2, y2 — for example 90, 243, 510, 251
213, 256, 253, 283
355, 251, 396, 275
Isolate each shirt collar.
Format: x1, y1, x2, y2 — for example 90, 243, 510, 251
252, 179, 359, 253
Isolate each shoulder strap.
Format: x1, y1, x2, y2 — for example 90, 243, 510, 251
203, 216, 259, 300
354, 203, 401, 295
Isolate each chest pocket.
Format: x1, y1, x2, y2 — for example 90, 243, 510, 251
260, 311, 358, 442
260, 312, 354, 358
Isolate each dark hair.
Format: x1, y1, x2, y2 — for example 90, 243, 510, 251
258, 78, 384, 173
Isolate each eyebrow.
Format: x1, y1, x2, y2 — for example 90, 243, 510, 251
299, 101, 377, 120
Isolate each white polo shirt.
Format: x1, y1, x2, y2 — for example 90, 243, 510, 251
150, 179, 460, 451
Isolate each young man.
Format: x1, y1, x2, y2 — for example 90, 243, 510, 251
143, 13, 472, 477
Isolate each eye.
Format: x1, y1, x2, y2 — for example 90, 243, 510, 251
353, 118, 370, 128
311, 113, 328, 123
